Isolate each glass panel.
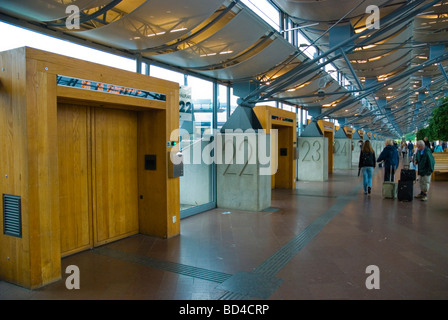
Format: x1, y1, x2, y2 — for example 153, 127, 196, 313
149, 65, 184, 85
217, 84, 228, 130
0, 22, 136, 72
255, 101, 276, 107
230, 88, 239, 115
241, 0, 280, 31
179, 76, 215, 215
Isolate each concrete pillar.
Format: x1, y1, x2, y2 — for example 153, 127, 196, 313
375, 139, 385, 159
352, 131, 363, 166
334, 129, 352, 169
297, 136, 329, 181
217, 132, 271, 211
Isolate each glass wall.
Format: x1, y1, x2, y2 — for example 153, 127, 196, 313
230, 88, 239, 115
150, 65, 185, 85
149, 67, 217, 218
182, 76, 216, 218
217, 84, 229, 130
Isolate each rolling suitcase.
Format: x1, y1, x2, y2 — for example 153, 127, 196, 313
382, 166, 397, 199
400, 169, 416, 182
397, 180, 413, 202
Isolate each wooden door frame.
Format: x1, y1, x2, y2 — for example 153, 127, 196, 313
0, 47, 180, 289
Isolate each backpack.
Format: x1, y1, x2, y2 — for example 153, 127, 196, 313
360, 151, 373, 167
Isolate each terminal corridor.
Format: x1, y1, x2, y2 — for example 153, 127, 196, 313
1, 160, 447, 300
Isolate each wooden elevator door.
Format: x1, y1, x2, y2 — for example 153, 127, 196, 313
58, 104, 92, 256
58, 104, 138, 256
93, 107, 139, 246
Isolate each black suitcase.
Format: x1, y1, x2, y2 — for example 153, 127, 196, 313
400, 169, 416, 182
398, 180, 413, 201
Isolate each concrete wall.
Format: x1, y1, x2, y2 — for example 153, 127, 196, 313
374, 140, 385, 159
217, 133, 271, 211
297, 137, 329, 181
352, 140, 362, 166
334, 138, 352, 169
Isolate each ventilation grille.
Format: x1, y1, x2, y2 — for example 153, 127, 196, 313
3, 194, 22, 238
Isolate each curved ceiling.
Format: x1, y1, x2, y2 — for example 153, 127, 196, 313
0, 0, 447, 138
270, 0, 448, 137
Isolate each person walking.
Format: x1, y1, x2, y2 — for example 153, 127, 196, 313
377, 139, 399, 182
400, 141, 407, 158
434, 142, 443, 153
359, 140, 376, 195
424, 137, 431, 149
414, 140, 435, 201
407, 140, 414, 157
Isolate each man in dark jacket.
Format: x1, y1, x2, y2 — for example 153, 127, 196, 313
377, 139, 399, 182
407, 141, 414, 157
424, 137, 431, 149
414, 140, 435, 201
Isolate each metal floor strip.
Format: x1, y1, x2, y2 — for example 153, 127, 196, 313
254, 189, 361, 277
93, 246, 232, 284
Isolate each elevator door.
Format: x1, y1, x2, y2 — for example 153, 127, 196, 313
58, 104, 92, 256
93, 107, 139, 246
58, 104, 138, 256
272, 125, 293, 189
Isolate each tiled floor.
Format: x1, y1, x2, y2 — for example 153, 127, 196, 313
1, 161, 448, 300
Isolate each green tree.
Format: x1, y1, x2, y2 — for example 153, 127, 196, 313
416, 126, 432, 141
427, 97, 448, 141
404, 132, 416, 142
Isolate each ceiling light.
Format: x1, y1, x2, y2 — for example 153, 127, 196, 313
146, 31, 166, 37
368, 56, 382, 62
170, 28, 187, 33
200, 52, 217, 57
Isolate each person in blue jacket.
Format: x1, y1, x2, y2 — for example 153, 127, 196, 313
377, 139, 399, 182
407, 141, 414, 157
